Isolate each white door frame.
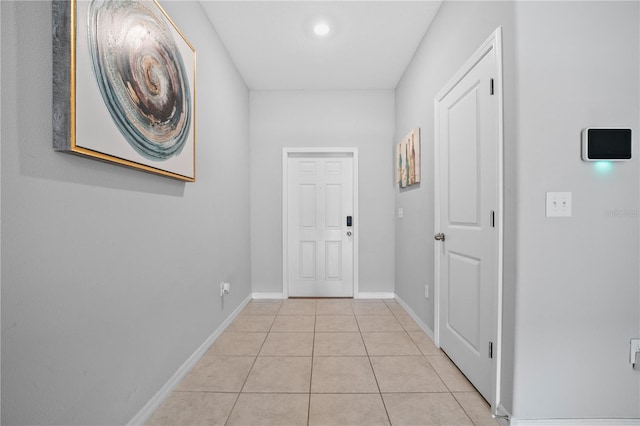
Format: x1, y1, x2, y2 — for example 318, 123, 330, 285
433, 27, 504, 411
282, 147, 359, 299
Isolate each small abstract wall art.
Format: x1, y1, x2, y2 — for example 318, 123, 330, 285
53, 0, 196, 181
397, 128, 420, 187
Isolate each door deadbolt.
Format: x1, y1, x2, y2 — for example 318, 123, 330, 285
434, 233, 445, 241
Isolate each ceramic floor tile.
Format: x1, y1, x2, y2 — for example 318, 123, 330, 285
316, 299, 354, 315
315, 315, 359, 332
226, 315, 275, 332
427, 355, 476, 392
309, 394, 390, 426
146, 391, 237, 426
454, 392, 500, 425
408, 331, 444, 356
314, 332, 367, 356
361, 332, 421, 356
278, 299, 317, 315
270, 315, 316, 332
370, 356, 448, 393
243, 356, 312, 393
242, 302, 282, 316
226, 393, 309, 426
384, 302, 408, 316
311, 356, 379, 393
259, 332, 314, 356
356, 315, 403, 332
176, 356, 254, 392
207, 332, 267, 356
352, 302, 392, 315
382, 393, 473, 425
394, 313, 423, 331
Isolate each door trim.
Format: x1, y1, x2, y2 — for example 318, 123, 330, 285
433, 27, 504, 411
282, 147, 359, 299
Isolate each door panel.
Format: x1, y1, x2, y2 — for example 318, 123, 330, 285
436, 47, 498, 402
449, 84, 480, 226
448, 252, 481, 352
300, 185, 316, 228
325, 241, 342, 280
325, 185, 342, 229
288, 155, 354, 297
300, 241, 316, 279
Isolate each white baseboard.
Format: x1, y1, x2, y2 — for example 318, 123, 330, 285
356, 292, 395, 299
510, 419, 640, 426
252, 292, 395, 300
394, 295, 435, 341
495, 404, 512, 426
127, 294, 252, 426
252, 292, 285, 300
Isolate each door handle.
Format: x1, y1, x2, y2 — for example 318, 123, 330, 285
434, 233, 445, 241
347, 231, 352, 237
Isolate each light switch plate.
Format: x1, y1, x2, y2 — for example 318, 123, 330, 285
398, 208, 404, 219
631, 339, 640, 364
546, 192, 572, 217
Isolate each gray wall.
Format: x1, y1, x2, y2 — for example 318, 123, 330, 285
511, 1, 639, 419
394, 0, 516, 340
1, 1, 251, 424
394, 1, 518, 413
395, 0, 639, 420
250, 90, 395, 296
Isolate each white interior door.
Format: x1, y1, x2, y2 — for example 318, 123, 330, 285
287, 154, 354, 297
435, 42, 500, 403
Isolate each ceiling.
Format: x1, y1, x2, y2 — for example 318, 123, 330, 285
200, 1, 443, 90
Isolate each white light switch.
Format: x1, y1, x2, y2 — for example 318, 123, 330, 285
546, 192, 572, 217
398, 208, 404, 219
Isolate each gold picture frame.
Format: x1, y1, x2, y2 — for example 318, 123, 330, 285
53, 0, 197, 181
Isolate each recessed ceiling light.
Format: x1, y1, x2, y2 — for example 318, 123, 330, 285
313, 22, 330, 37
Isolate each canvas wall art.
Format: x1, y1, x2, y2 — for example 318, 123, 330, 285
53, 0, 197, 181
397, 128, 420, 187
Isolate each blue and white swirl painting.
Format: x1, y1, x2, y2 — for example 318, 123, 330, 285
86, 0, 193, 164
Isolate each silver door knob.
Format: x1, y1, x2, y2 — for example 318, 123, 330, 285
434, 233, 445, 241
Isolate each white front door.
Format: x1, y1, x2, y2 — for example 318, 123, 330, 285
286, 154, 354, 297
435, 39, 500, 402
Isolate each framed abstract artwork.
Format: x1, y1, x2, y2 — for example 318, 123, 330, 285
397, 128, 420, 187
53, 0, 197, 181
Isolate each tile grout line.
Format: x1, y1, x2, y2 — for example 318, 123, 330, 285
451, 392, 481, 426
355, 306, 393, 426
307, 307, 317, 426
383, 300, 473, 424
223, 303, 277, 426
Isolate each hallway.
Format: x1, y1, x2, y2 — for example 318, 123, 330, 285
147, 299, 499, 425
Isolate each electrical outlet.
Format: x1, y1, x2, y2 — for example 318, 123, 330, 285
425, 284, 430, 299
630, 339, 640, 364
220, 282, 231, 297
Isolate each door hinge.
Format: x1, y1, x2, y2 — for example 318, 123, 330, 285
490, 78, 495, 95
490, 210, 495, 228
489, 341, 494, 359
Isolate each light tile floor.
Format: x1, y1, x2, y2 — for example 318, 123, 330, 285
147, 299, 500, 426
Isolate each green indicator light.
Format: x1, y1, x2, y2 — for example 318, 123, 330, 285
594, 161, 613, 174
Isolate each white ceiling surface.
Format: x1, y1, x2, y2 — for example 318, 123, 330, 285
200, 1, 443, 90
